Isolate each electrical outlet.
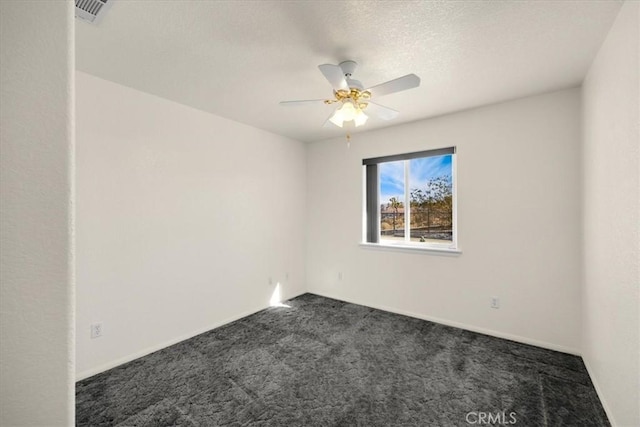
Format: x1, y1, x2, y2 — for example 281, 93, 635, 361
491, 297, 500, 309
91, 322, 103, 339
338, 272, 343, 280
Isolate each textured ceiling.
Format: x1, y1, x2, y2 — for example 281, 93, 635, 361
76, 1, 622, 142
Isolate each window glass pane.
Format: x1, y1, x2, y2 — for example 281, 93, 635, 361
409, 155, 453, 244
379, 160, 405, 242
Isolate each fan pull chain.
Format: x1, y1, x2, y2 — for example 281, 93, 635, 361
346, 132, 351, 148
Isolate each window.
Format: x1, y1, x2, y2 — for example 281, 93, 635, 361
363, 147, 457, 251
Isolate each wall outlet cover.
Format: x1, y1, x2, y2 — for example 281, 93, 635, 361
91, 322, 103, 338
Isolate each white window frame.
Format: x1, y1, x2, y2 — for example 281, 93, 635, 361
360, 147, 460, 254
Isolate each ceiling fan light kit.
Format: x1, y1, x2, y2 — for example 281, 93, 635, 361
329, 100, 369, 128
280, 60, 420, 139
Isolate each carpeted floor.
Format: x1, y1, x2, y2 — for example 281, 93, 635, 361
76, 294, 610, 426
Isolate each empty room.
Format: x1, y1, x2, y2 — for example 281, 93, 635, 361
1, 0, 638, 426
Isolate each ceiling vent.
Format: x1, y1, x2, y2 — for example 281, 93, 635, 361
75, 0, 112, 25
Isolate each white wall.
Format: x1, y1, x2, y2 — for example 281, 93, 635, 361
582, 2, 639, 425
0, 1, 75, 425
76, 72, 306, 378
307, 88, 582, 353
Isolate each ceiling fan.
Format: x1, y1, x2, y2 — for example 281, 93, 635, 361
280, 60, 420, 129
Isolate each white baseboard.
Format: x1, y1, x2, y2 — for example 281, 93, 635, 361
77, 289, 620, 424
308, 290, 581, 356
77, 289, 580, 381
76, 290, 306, 381
582, 356, 617, 426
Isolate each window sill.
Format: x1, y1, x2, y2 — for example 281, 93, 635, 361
359, 242, 462, 255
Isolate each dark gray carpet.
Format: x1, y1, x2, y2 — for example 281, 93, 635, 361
76, 293, 610, 426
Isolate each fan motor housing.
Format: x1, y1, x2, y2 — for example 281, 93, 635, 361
346, 78, 364, 90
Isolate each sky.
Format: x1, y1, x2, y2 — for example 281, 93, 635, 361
379, 155, 452, 205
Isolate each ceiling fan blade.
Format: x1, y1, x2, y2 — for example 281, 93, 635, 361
318, 64, 349, 92
364, 102, 399, 121
366, 74, 420, 98
279, 99, 327, 106
322, 109, 337, 128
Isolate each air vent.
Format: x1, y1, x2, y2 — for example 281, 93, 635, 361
75, 0, 112, 24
